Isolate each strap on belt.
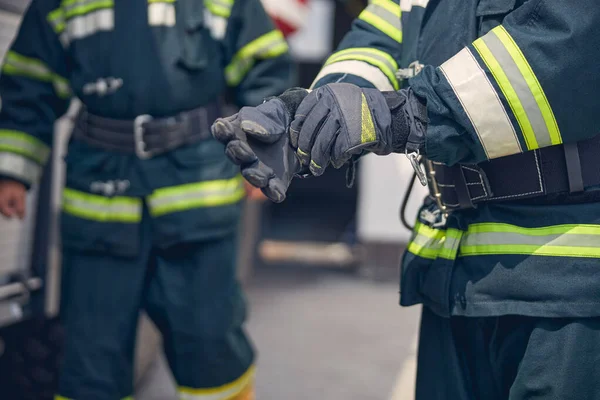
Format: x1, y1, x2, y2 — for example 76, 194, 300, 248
73, 103, 219, 159
422, 134, 600, 211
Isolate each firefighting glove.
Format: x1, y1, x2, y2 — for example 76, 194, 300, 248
211, 88, 310, 202
290, 83, 428, 176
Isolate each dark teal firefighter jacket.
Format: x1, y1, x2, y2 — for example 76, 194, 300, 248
0, 0, 294, 254
313, 0, 600, 318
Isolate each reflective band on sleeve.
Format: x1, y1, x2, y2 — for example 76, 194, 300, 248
400, 0, 429, 12
310, 60, 395, 90
359, 0, 402, 43
147, 175, 245, 217
204, 0, 235, 18
0, 130, 50, 165
323, 47, 399, 90
225, 30, 289, 86
179, 365, 255, 400
0, 152, 42, 185
1, 51, 72, 98
439, 47, 521, 159
407, 222, 462, 260
62, 188, 142, 223
148, 0, 176, 27
473, 26, 561, 150
460, 223, 600, 258
48, 1, 115, 46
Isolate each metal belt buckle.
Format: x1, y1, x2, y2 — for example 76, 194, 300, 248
424, 159, 449, 220
134, 114, 155, 159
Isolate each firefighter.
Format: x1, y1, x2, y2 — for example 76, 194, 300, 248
0, 0, 293, 399
212, 0, 600, 398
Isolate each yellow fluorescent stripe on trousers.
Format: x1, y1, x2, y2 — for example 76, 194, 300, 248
359, 0, 402, 43
0, 130, 50, 164
439, 47, 522, 159
324, 47, 399, 90
460, 223, 600, 258
62, 188, 142, 223
360, 93, 376, 143
179, 365, 255, 400
225, 30, 288, 86
55, 396, 133, 400
147, 176, 245, 217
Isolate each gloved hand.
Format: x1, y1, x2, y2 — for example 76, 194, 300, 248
212, 88, 309, 202
290, 83, 428, 176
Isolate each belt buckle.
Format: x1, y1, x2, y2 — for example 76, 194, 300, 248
424, 159, 449, 219
134, 114, 154, 159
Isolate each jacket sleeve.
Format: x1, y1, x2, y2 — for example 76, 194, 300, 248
0, 1, 71, 187
223, 0, 295, 107
410, 0, 600, 166
311, 0, 403, 91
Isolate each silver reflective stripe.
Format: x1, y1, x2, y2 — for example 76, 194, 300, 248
0, 152, 41, 185
476, 28, 552, 147
400, 0, 429, 12
364, 1, 402, 30
311, 60, 395, 90
328, 49, 397, 78
148, 2, 176, 27
0, 133, 50, 165
203, 9, 228, 40
439, 47, 522, 159
63, 197, 139, 216
461, 231, 600, 249
62, 8, 114, 45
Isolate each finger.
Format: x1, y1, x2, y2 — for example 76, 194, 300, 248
14, 192, 25, 220
290, 91, 321, 149
241, 161, 275, 188
308, 116, 340, 177
239, 103, 286, 144
211, 115, 240, 143
0, 198, 15, 218
262, 178, 287, 203
225, 140, 258, 165
296, 106, 331, 167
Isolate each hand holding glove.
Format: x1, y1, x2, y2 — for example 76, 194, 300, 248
211, 83, 428, 203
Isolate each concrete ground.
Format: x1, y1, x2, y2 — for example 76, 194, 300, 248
136, 265, 421, 400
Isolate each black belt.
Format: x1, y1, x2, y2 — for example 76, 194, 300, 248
73, 103, 219, 159
421, 134, 600, 211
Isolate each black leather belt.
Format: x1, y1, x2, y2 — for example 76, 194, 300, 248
73, 103, 219, 159
421, 134, 600, 212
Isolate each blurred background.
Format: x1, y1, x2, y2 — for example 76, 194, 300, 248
0, 1, 428, 399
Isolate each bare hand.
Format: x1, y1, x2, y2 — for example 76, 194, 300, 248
0, 180, 27, 219
244, 180, 267, 202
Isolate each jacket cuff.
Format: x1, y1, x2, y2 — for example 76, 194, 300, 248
0, 152, 43, 188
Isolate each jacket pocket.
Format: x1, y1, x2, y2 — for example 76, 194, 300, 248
476, 0, 517, 36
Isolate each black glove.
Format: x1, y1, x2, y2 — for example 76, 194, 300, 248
290, 83, 428, 176
211, 88, 309, 202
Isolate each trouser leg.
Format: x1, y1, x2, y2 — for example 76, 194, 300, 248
145, 234, 255, 400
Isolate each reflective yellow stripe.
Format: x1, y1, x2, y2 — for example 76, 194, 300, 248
460, 223, 600, 258
493, 26, 562, 146
204, 0, 234, 18
324, 47, 399, 90
359, 0, 402, 43
0, 130, 50, 165
147, 175, 245, 217
225, 30, 288, 86
360, 93, 376, 143
62, 188, 142, 223
2, 51, 71, 98
64, 0, 113, 19
407, 222, 462, 260
473, 26, 561, 151
179, 365, 255, 400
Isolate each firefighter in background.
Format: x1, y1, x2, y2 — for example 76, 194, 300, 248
0, 0, 293, 399
213, 0, 600, 398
